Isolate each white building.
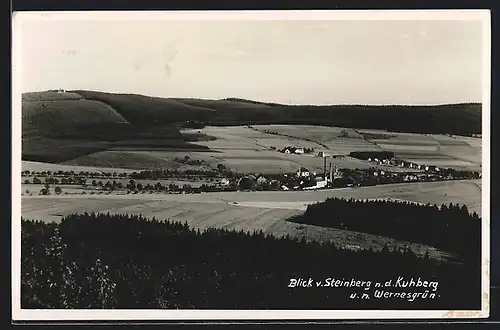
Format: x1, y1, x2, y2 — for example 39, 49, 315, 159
294, 148, 304, 154
318, 151, 329, 158
303, 180, 327, 190
220, 178, 230, 186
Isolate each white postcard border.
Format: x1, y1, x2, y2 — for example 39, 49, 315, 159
11, 9, 491, 321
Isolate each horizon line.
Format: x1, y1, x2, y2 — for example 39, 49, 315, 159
21, 89, 483, 107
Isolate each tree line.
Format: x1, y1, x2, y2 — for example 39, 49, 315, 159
209, 104, 481, 135
289, 198, 481, 260
21, 212, 480, 310
22, 170, 129, 178
26, 176, 87, 186
124, 179, 235, 193
129, 168, 239, 180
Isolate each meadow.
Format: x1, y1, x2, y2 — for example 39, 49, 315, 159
21, 195, 451, 261
21, 179, 482, 261
55, 125, 380, 173
22, 99, 128, 134
22, 160, 135, 174
181, 125, 480, 173
253, 124, 365, 141
249, 126, 481, 171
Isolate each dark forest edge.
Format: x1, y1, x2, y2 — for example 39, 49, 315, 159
287, 198, 481, 260
21, 212, 481, 310
72, 91, 482, 135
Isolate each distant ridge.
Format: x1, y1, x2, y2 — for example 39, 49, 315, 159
221, 97, 480, 108
22, 90, 481, 163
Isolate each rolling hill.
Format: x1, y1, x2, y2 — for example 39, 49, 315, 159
74, 90, 215, 125
21, 91, 214, 162
21, 90, 482, 163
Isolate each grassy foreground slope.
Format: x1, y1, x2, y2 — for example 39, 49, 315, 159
22, 90, 481, 163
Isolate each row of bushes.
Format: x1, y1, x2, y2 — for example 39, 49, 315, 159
129, 168, 239, 180
22, 170, 129, 178
21, 213, 481, 309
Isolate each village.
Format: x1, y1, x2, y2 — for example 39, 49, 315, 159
22, 151, 481, 196
232, 153, 481, 192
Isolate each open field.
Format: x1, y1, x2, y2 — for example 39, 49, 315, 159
252, 124, 365, 141
22, 179, 481, 215
184, 126, 321, 150
22, 99, 129, 135
22, 160, 136, 174
23, 122, 481, 174
55, 125, 381, 173
72, 149, 403, 174
25, 124, 480, 174
22, 184, 87, 196
323, 139, 383, 154
181, 126, 479, 173
21, 179, 481, 262
246, 126, 482, 171
21, 195, 450, 260
62, 150, 213, 171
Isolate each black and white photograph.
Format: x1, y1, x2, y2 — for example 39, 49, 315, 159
12, 10, 490, 320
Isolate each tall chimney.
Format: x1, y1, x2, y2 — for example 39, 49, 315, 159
323, 156, 327, 177
329, 163, 333, 182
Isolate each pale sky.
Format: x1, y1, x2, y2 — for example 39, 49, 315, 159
17, 13, 486, 105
